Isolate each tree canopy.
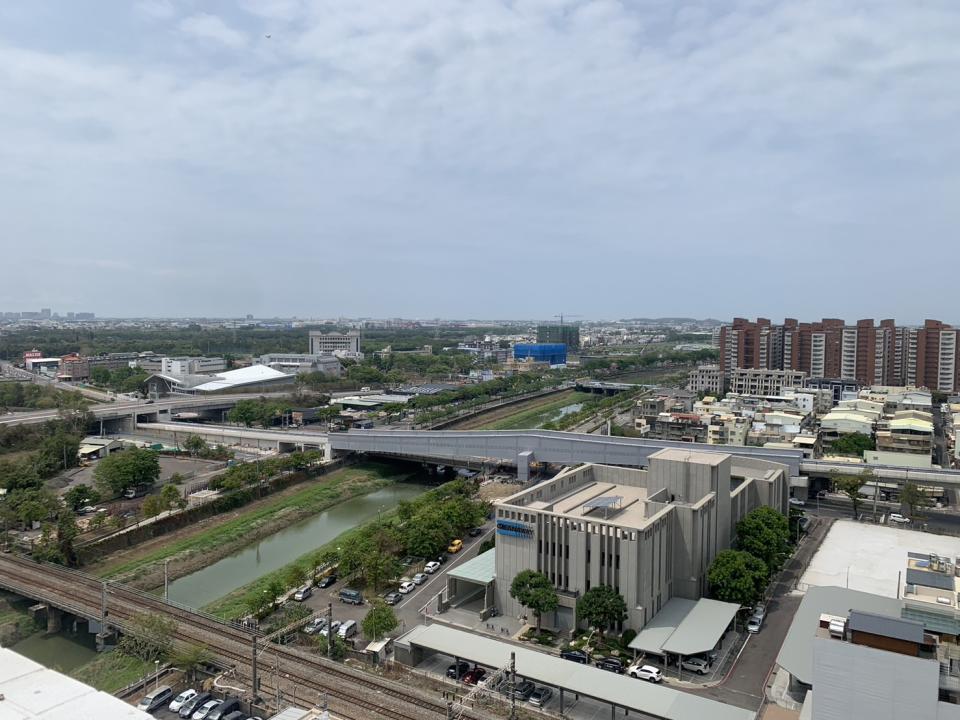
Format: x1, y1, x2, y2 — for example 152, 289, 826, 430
93, 447, 160, 497
735, 506, 789, 572
707, 550, 768, 607
509, 570, 558, 632
576, 585, 627, 638
832, 470, 872, 519
362, 600, 399, 640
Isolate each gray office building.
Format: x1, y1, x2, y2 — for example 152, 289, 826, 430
494, 448, 788, 631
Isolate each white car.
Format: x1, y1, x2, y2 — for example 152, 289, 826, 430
788, 497, 806, 507
889, 513, 911, 524
191, 700, 221, 720
169, 689, 197, 712
747, 616, 762, 633
399, 581, 416, 594
424, 561, 441, 574
413, 572, 428, 585
628, 663, 663, 682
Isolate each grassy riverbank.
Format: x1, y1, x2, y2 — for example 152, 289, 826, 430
480, 390, 588, 430
70, 653, 154, 693
93, 462, 411, 584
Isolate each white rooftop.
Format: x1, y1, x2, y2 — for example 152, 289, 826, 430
191, 364, 291, 392
800, 520, 960, 598
0, 648, 153, 720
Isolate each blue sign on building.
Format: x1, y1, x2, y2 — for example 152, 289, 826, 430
497, 519, 534, 539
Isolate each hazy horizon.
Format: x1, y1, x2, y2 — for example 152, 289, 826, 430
2, 1, 958, 319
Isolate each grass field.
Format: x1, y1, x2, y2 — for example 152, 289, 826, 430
97, 462, 408, 581
480, 390, 591, 430
70, 653, 154, 693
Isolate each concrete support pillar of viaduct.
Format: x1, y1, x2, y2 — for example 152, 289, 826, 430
45, 607, 62, 635
517, 451, 534, 484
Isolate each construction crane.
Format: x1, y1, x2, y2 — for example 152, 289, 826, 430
553, 313, 582, 326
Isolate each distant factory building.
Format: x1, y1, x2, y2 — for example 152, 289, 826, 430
514, 343, 568, 366
308, 330, 361, 356
254, 353, 343, 377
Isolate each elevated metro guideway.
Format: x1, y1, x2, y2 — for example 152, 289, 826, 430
328, 428, 960, 488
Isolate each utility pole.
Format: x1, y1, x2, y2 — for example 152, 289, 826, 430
163, 559, 170, 600
251, 634, 259, 700
274, 652, 280, 709
326, 603, 333, 659
510, 652, 517, 720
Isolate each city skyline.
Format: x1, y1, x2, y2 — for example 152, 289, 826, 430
2, 2, 959, 318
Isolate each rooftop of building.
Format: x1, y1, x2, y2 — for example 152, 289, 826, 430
649, 447, 728, 466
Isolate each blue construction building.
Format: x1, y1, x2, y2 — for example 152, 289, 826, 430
513, 343, 567, 366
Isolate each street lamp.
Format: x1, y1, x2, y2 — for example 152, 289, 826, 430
154, 659, 159, 690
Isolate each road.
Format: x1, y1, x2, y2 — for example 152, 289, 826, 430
802, 494, 960, 534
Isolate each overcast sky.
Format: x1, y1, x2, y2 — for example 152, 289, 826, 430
1, 1, 958, 322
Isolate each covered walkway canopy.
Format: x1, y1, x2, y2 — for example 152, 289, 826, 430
398, 623, 755, 720
445, 548, 496, 617
629, 597, 740, 658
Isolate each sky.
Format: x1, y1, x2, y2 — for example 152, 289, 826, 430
0, 1, 958, 322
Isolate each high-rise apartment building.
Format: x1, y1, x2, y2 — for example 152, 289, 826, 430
536, 322, 580, 350
719, 317, 960, 392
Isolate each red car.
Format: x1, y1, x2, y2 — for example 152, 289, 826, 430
462, 667, 487, 685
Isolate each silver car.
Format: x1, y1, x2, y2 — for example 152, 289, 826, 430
680, 657, 711, 675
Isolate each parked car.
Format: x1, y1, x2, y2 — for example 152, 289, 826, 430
179, 693, 211, 719
399, 581, 416, 594
222, 712, 247, 720
319, 620, 341, 638
468, 527, 484, 537
753, 603, 766, 622
747, 616, 762, 634
338, 588, 364, 605
560, 649, 589, 664
208, 698, 241, 720
317, 574, 337, 588
384, 591, 402, 606
595, 657, 625, 674
293, 584, 312, 602
529, 686, 553, 707
462, 667, 487, 685
680, 657, 711, 675
303, 617, 326, 635
192, 699, 222, 720
447, 661, 470, 679
477, 673, 503, 691
628, 664, 663, 682
137, 686, 173, 713
510, 680, 536, 700
424, 561, 441, 574
447, 539, 463, 553
338, 619, 358, 639
788, 497, 805, 507
169, 689, 198, 712
889, 513, 911, 524
413, 572, 428, 585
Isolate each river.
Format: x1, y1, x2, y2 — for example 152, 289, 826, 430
166, 482, 431, 609
11, 627, 98, 673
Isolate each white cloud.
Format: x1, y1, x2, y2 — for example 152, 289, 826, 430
179, 13, 248, 49
135, 0, 176, 21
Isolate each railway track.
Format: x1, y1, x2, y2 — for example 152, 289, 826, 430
0, 554, 477, 720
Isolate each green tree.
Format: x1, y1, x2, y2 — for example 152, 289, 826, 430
171, 644, 211, 682
708, 550, 768, 607
93, 448, 160, 497
509, 570, 558, 632
284, 564, 309, 590
160, 483, 184, 509
832, 471, 872, 519
314, 632, 347, 660
90, 366, 111, 385
900, 482, 932, 518
576, 585, 627, 639
830, 432, 875, 457
183, 435, 208, 456
63, 484, 100, 511
35, 433, 80, 477
117, 613, 176, 662
735, 506, 790, 572
227, 399, 263, 427
141, 495, 167, 518
361, 600, 399, 640
0, 459, 42, 491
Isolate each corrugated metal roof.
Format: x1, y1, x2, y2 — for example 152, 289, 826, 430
399, 624, 755, 720
662, 598, 740, 656
448, 548, 496, 584
628, 598, 697, 654
776, 586, 902, 686
848, 610, 924, 643
0, 648, 153, 719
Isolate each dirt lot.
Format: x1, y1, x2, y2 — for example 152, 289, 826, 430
51, 456, 222, 495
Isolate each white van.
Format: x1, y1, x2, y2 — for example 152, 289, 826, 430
293, 584, 313, 602
338, 619, 357, 639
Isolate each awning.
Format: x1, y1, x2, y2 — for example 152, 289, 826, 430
628, 597, 740, 657
448, 548, 496, 585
